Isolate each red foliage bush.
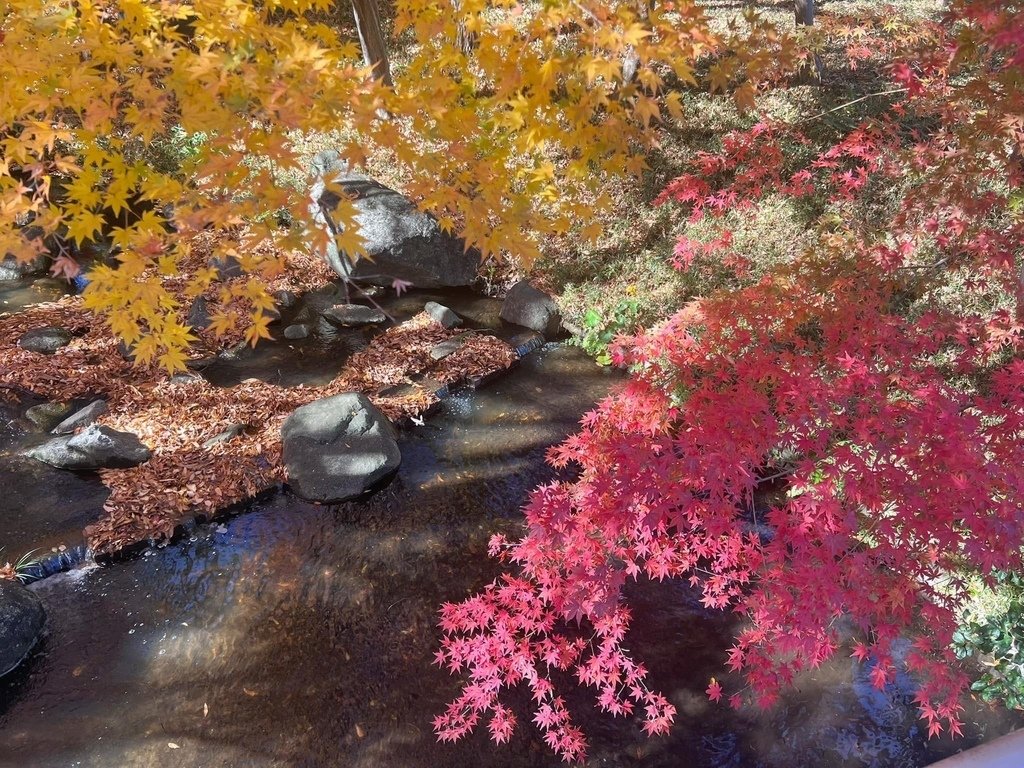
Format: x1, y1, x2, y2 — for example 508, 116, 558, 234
436, 0, 1024, 759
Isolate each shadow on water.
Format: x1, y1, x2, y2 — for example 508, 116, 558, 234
0, 322, 1020, 766
0, 398, 109, 555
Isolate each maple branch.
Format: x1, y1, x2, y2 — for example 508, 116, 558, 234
797, 88, 908, 124
755, 467, 794, 485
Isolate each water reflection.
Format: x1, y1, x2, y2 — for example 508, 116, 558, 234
0, 331, 1019, 767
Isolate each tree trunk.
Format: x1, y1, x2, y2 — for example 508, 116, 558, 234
622, 0, 656, 86
351, 0, 392, 87
794, 0, 814, 26
794, 0, 823, 84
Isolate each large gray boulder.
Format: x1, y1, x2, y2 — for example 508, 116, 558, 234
309, 151, 480, 288
282, 393, 401, 503
0, 579, 45, 677
499, 280, 562, 337
24, 424, 152, 470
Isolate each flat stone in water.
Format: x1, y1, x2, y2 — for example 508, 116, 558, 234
429, 332, 474, 361
17, 326, 72, 354
321, 304, 387, 327
0, 579, 45, 677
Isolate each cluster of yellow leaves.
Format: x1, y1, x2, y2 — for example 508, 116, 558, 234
0, 0, 797, 370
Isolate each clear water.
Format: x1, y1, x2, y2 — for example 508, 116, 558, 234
0, 289, 1019, 767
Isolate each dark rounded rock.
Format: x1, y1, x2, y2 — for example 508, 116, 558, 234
499, 280, 562, 337
186, 296, 211, 330
282, 392, 401, 503
310, 152, 480, 288
17, 327, 73, 354
273, 290, 298, 309
210, 254, 243, 280
0, 579, 45, 677
284, 323, 312, 340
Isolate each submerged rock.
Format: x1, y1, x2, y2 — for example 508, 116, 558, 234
25, 401, 73, 431
52, 399, 108, 435
499, 280, 562, 337
321, 304, 387, 327
508, 330, 546, 358
203, 423, 246, 449
17, 327, 72, 354
273, 289, 298, 309
0, 579, 45, 677
282, 393, 401, 503
429, 332, 474, 361
424, 301, 462, 329
309, 150, 480, 288
25, 425, 151, 470
283, 323, 312, 340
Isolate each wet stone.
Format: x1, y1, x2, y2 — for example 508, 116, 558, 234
500, 280, 562, 337
24, 424, 151, 470
52, 399, 108, 435
0, 579, 45, 677
273, 289, 298, 309
0, 254, 48, 282
17, 326, 72, 354
509, 330, 546, 358
423, 301, 462, 329
284, 323, 311, 340
24, 402, 73, 431
282, 392, 401, 503
429, 332, 474, 361
321, 304, 387, 327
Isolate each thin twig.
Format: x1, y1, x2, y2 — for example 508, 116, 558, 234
798, 88, 908, 124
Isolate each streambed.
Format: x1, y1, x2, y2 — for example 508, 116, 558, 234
0, 288, 1019, 767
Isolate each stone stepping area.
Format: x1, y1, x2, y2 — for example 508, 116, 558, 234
0, 294, 520, 557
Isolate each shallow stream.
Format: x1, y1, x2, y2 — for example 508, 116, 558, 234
0, 287, 1019, 767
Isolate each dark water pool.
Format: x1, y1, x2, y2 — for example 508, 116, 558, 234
0, 301, 1020, 767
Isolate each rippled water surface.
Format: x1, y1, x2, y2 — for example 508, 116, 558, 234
0, 289, 1020, 767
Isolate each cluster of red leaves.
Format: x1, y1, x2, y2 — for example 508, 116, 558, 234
436, 1, 1024, 760
1, 298, 517, 555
